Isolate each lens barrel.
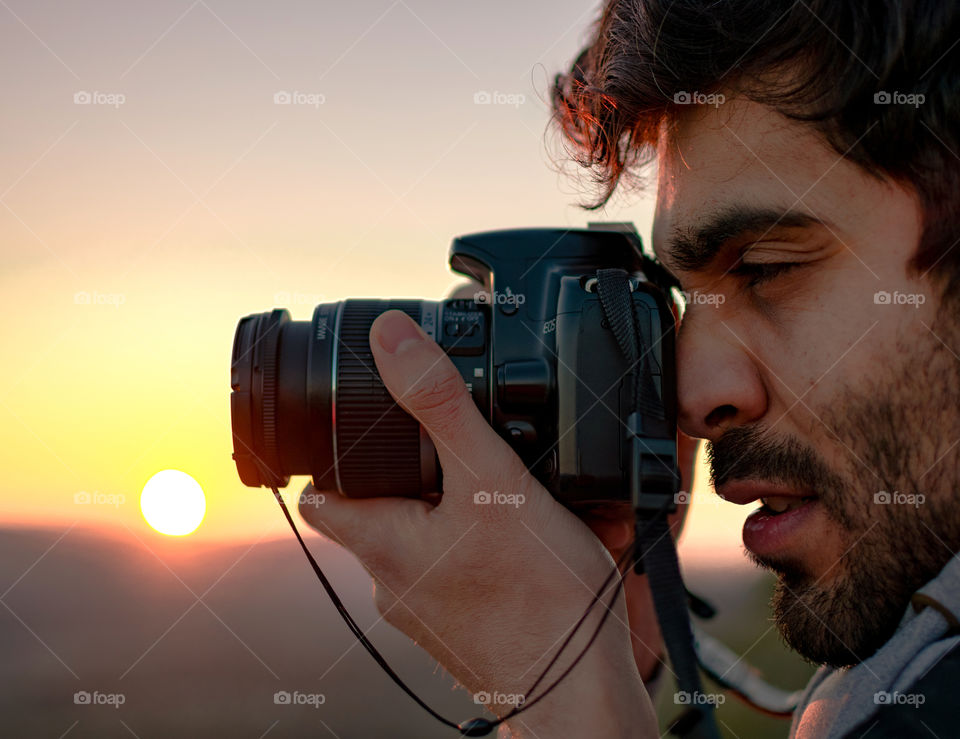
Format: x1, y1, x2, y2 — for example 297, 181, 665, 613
230, 300, 438, 496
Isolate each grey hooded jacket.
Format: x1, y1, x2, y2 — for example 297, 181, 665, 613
788, 554, 960, 738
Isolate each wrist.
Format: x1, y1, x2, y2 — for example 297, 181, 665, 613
499, 630, 657, 739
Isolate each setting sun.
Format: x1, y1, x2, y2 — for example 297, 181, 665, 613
140, 470, 206, 536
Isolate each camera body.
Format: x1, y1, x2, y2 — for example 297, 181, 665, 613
230, 223, 679, 511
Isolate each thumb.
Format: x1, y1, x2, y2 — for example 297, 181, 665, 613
368, 310, 524, 487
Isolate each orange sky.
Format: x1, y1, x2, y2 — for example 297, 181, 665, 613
0, 0, 755, 566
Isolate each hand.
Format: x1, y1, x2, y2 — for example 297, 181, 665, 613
300, 310, 657, 738
441, 282, 702, 687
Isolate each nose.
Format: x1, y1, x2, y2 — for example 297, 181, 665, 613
675, 311, 767, 441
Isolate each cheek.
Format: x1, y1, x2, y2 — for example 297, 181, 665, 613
754, 280, 886, 412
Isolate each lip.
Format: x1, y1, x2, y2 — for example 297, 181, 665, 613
715, 479, 815, 506
741, 499, 820, 559
716, 479, 820, 560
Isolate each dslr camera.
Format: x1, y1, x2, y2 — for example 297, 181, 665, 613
230, 223, 679, 512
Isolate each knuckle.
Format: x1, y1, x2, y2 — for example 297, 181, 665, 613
373, 585, 402, 624
358, 546, 402, 586
298, 497, 323, 528
403, 364, 469, 424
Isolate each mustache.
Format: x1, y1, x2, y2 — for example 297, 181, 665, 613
708, 425, 844, 495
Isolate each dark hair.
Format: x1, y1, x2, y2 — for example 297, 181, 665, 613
552, 0, 960, 283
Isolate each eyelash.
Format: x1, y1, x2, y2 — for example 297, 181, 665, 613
730, 261, 798, 287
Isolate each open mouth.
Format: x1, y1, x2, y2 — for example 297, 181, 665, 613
759, 495, 818, 515
718, 480, 824, 557
743, 495, 822, 558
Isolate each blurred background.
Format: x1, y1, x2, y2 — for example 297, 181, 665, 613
0, 0, 814, 736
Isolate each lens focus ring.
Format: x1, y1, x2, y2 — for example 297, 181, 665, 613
334, 300, 424, 496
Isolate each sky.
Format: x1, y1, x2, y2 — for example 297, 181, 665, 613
0, 0, 756, 563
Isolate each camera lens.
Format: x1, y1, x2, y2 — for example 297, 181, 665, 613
230, 300, 439, 496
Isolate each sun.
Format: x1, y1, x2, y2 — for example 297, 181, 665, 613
140, 469, 206, 536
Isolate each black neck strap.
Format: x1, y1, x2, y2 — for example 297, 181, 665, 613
596, 268, 720, 739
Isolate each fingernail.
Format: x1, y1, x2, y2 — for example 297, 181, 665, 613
374, 310, 425, 354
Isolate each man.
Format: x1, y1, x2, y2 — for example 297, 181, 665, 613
301, 1, 960, 736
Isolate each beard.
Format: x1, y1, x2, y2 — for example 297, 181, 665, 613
707, 295, 960, 668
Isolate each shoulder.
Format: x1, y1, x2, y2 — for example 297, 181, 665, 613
843, 641, 960, 738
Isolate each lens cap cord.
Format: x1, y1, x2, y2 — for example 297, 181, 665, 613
595, 268, 720, 739
267, 479, 652, 737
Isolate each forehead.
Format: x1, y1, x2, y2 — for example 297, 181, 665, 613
650, 97, 880, 265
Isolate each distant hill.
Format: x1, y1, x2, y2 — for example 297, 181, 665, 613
0, 526, 812, 738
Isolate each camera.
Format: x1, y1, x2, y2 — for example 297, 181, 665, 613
230, 223, 679, 511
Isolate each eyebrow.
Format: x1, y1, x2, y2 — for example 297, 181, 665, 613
662, 206, 829, 274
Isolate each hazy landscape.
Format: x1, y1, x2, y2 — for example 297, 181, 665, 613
0, 526, 814, 738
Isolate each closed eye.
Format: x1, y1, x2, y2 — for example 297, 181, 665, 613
729, 261, 800, 287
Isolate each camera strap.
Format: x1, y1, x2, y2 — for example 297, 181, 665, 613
595, 268, 720, 739
269, 478, 640, 737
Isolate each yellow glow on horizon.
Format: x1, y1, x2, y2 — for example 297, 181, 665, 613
0, 0, 690, 549
140, 470, 206, 536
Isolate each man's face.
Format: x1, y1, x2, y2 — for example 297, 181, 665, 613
652, 97, 960, 667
